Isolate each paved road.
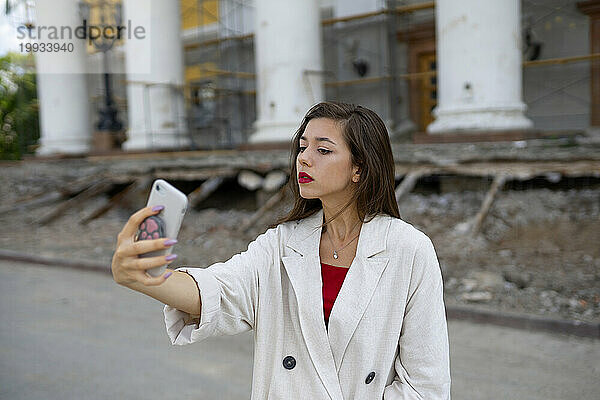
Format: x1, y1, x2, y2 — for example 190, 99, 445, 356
1, 261, 598, 400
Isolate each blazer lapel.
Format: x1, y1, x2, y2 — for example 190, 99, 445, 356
327, 215, 391, 371
327, 259, 390, 372
283, 209, 392, 392
282, 209, 343, 400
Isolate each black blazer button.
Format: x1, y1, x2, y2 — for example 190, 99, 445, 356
283, 356, 296, 370
365, 371, 375, 384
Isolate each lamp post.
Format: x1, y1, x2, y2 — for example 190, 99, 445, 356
78, 0, 124, 150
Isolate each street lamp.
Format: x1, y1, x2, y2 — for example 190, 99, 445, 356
78, 0, 124, 149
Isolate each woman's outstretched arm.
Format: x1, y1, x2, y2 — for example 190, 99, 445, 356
163, 226, 277, 345
124, 271, 201, 316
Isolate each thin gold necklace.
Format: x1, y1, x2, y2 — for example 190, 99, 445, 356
325, 220, 361, 259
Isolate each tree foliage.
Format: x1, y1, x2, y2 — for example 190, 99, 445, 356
0, 52, 39, 160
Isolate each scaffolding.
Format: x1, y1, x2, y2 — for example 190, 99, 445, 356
321, 0, 437, 132
181, 0, 438, 149
520, 0, 596, 132
182, 0, 256, 150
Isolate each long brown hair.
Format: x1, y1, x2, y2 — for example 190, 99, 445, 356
269, 101, 401, 230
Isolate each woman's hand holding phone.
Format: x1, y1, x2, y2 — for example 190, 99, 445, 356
111, 205, 178, 287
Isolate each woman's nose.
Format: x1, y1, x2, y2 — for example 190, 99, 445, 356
297, 150, 311, 166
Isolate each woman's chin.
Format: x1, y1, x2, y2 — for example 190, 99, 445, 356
299, 190, 319, 200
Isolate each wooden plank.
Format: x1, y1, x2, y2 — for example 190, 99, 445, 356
523, 52, 600, 67
5, 188, 56, 206
37, 180, 114, 225
321, 1, 434, 26
0, 175, 98, 215
154, 167, 237, 181
0, 192, 64, 215
413, 130, 544, 144
56, 176, 100, 196
394, 160, 600, 178
80, 178, 148, 225
471, 174, 508, 236
395, 169, 431, 203
325, 76, 392, 88
188, 176, 225, 208
238, 186, 287, 233
86, 149, 238, 162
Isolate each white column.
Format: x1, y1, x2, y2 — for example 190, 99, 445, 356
122, 0, 189, 151
35, 0, 91, 155
249, 0, 324, 143
427, 0, 533, 133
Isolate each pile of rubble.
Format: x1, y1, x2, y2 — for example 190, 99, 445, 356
401, 188, 599, 322
1, 150, 598, 324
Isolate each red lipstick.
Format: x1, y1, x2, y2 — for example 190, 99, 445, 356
298, 172, 314, 183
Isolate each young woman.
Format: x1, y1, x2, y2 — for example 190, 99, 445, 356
111, 102, 451, 399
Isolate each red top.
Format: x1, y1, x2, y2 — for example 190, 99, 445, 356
321, 262, 350, 328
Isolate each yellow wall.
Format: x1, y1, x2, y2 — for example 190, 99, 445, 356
81, 0, 220, 53
82, 0, 124, 53
181, 0, 219, 30
182, 1, 221, 86
185, 63, 220, 83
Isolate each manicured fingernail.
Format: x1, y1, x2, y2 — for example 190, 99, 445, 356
152, 205, 165, 212
164, 271, 172, 279
164, 239, 178, 246
165, 254, 178, 261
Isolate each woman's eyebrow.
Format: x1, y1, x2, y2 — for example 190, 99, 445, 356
299, 135, 337, 145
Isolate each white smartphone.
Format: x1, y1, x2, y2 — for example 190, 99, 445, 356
136, 179, 188, 277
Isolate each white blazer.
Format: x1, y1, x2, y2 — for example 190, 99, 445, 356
164, 208, 451, 399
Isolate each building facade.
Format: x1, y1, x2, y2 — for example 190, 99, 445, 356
29, 0, 597, 155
